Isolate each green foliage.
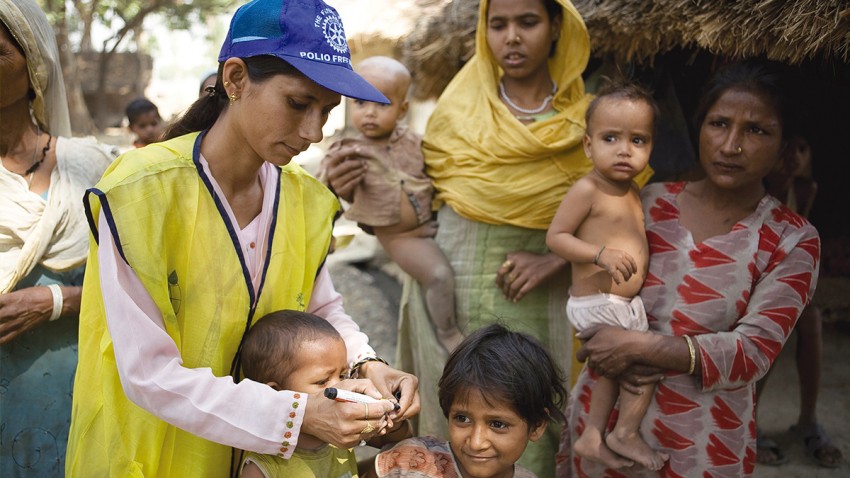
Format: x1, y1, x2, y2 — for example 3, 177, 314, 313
39, 0, 236, 53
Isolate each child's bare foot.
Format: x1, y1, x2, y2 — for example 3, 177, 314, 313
606, 429, 669, 471
436, 326, 464, 353
575, 428, 635, 470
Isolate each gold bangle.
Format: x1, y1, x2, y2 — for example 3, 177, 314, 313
684, 335, 696, 375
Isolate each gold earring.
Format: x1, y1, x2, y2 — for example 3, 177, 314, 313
229, 93, 238, 104
224, 81, 230, 87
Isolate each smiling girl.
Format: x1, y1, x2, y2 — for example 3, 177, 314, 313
371, 324, 567, 478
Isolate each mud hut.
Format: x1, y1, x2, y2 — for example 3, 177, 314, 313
403, 0, 850, 317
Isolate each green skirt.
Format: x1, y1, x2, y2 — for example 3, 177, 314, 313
396, 205, 572, 477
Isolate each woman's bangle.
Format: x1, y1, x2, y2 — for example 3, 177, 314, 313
593, 246, 606, 265
683, 335, 696, 375
350, 356, 389, 378
47, 284, 63, 321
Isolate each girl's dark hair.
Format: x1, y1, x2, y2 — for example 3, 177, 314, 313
438, 323, 568, 428
162, 56, 301, 140
693, 59, 799, 139
240, 310, 343, 386
585, 79, 660, 134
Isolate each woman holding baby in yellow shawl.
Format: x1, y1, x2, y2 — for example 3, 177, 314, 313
327, 0, 650, 474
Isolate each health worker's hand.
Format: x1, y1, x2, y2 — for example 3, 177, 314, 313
357, 360, 420, 422
302, 378, 395, 449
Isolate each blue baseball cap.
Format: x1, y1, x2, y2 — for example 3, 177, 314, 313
218, 0, 388, 104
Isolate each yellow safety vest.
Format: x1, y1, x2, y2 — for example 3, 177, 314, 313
66, 132, 339, 477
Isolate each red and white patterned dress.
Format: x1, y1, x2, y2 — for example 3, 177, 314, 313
563, 182, 820, 477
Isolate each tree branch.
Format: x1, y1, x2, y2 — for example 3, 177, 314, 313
105, 0, 175, 55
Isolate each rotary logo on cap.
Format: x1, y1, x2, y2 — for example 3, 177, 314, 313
315, 7, 348, 54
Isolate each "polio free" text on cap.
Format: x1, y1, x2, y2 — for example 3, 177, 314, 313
218, 0, 389, 104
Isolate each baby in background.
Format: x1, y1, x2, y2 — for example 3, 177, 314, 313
546, 82, 667, 471
321, 56, 463, 353
238, 310, 409, 478
125, 97, 162, 148
367, 323, 568, 478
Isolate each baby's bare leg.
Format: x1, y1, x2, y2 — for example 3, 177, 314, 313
374, 196, 462, 352
378, 233, 461, 352
606, 382, 668, 471
574, 376, 634, 469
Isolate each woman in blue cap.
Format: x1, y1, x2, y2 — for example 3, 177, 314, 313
66, 1, 419, 476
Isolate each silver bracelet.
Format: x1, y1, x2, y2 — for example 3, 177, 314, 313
47, 284, 63, 321
593, 246, 606, 265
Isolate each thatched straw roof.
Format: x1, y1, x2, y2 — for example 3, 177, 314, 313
576, 0, 850, 64
402, 0, 477, 99
403, 0, 850, 99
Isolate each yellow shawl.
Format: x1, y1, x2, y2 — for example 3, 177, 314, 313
423, 0, 651, 230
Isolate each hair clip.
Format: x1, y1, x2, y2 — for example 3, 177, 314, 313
204, 85, 217, 97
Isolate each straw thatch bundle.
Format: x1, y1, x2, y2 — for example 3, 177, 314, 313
403, 0, 850, 99
578, 0, 850, 65
402, 0, 477, 99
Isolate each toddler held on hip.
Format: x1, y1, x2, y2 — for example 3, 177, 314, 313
320, 56, 462, 353
546, 81, 668, 471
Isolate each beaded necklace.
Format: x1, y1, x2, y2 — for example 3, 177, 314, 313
499, 79, 557, 115
1, 125, 51, 185
25, 132, 52, 186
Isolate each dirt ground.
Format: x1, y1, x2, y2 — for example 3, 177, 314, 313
329, 256, 849, 477
752, 319, 850, 477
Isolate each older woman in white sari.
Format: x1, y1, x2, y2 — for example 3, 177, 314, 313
0, 0, 115, 474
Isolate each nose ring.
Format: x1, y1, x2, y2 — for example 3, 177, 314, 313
735, 146, 742, 154
515, 35, 520, 42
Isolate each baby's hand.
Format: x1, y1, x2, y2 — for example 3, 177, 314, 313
323, 143, 366, 201
596, 247, 637, 285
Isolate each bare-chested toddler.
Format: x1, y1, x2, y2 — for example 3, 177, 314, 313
546, 82, 668, 471
321, 56, 462, 353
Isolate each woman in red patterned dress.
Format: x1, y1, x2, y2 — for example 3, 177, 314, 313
562, 61, 820, 477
